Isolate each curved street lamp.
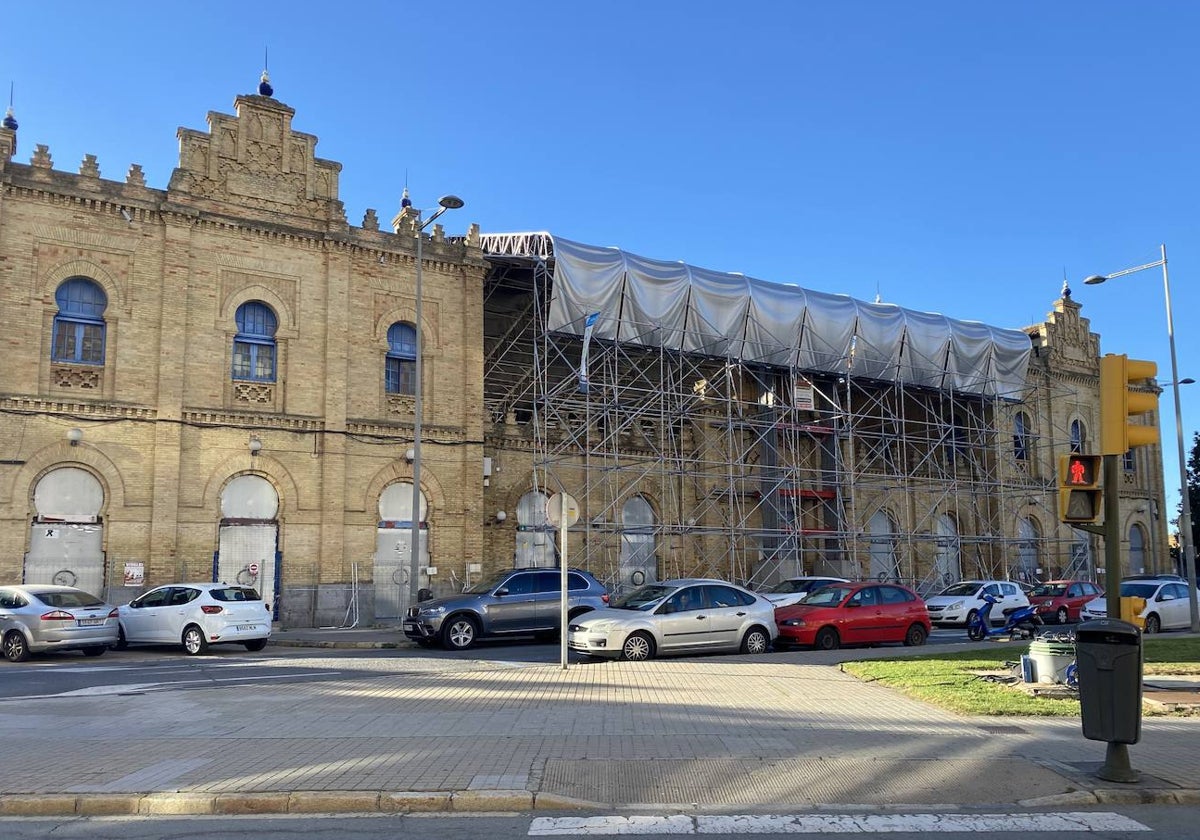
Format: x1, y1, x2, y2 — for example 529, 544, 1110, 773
1084, 244, 1198, 632
409, 195, 465, 612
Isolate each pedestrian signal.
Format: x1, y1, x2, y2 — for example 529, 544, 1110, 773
1058, 453, 1102, 524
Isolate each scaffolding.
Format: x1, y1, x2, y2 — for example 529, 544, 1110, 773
478, 233, 1093, 596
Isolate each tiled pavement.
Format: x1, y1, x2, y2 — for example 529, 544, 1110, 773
2, 633, 1199, 816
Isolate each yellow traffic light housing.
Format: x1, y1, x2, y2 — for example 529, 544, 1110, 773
1058, 453, 1103, 524
1100, 354, 1160, 455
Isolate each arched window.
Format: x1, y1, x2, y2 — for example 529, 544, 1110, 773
232, 302, 277, 382
1128, 523, 1147, 576
52, 278, 107, 365
386, 322, 417, 395
1070, 419, 1086, 454
1013, 411, 1031, 461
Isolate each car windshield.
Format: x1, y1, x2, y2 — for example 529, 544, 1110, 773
33, 590, 104, 608
209, 586, 261, 602
1030, 584, 1067, 597
610, 585, 675, 611
770, 580, 812, 594
1119, 582, 1160, 598
466, 572, 513, 594
937, 582, 982, 597
799, 585, 853, 607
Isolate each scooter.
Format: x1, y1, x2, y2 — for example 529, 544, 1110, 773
966, 593, 1044, 641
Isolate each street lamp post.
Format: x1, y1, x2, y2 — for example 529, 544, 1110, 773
408, 194, 465, 613
1085, 244, 1198, 632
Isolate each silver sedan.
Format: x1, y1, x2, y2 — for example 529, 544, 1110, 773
0, 585, 119, 662
567, 578, 776, 661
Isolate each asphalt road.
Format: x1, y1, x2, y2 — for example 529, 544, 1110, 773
0, 807, 1196, 839
0, 626, 1020, 701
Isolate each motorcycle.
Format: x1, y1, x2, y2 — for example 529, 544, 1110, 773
966, 593, 1044, 641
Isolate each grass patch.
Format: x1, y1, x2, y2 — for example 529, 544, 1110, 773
840, 636, 1200, 717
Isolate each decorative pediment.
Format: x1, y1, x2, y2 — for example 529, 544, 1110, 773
168, 94, 344, 224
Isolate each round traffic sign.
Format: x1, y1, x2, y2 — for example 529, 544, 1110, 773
546, 492, 580, 527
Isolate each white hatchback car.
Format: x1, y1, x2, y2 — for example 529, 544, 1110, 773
924, 580, 1030, 628
760, 576, 850, 609
1080, 579, 1197, 633
118, 583, 271, 655
567, 578, 777, 661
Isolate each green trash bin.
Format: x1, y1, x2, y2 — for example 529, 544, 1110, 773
1075, 619, 1142, 745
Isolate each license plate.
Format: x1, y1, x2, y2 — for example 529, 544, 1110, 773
236, 624, 258, 631
404, 623, 418, 633
77, 618, 104, 626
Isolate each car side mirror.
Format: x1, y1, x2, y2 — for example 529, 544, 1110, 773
846, 601, 861, 608
495, 588, 509, 597
658, 603, 674, 614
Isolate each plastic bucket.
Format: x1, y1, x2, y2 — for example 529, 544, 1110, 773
1027, 639, 1076, 684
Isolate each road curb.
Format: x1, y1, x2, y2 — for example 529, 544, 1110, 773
0, 789, 594, 817
4, 787, 1200, 816
268, 639, 401, 650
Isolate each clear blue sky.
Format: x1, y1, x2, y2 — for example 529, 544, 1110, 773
5, 1, 1198, 517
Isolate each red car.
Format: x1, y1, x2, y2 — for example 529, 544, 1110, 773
1028, 579, 1103, 624
775, 581, 931, 651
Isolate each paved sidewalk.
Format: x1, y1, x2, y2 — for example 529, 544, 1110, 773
2, 627, 1199, 817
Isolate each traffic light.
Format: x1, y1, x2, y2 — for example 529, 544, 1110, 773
1099, 354, 1160, 455
1058, 453, 1103, 524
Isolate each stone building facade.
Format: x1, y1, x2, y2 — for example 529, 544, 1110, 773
0, 89, 1170, 627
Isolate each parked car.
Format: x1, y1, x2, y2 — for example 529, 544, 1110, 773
0, 585, 119, 662
403, 567, 609, 651
775, 581, 931, 651
924, 580, 1029, 628
759, 576, 849, 608
1028, 579, 1103, 624
1080, 579, 1198, 633
1123, 573, 1185, 582
567, 578, 775, 661
117, 583, 271, 655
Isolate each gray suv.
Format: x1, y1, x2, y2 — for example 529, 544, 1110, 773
403, 568, 609, 650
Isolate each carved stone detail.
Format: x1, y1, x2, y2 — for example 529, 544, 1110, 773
234, 382, 275, 404
52, 365, 102, 389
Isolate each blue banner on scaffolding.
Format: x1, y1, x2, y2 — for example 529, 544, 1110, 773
579, 312, 599, 392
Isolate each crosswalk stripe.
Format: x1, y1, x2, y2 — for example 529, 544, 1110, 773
528, 812, 1151, 835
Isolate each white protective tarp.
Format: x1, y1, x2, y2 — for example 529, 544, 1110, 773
517, 234, 1030, 397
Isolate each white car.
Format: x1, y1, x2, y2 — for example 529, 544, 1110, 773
759, 576, 849, 609
1080, 579, 1197, 633
567, 578, 776, 661
118, 583, 271, 655
924, 580, 1029, 628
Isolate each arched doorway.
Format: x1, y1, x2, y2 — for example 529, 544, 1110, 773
217, 475, 280, 617
1016, 516, 1040, 583
868, 510, 898, 580
374, 481, 429, 619
1128, 523, 1147, 576
515, 490, 554, 568
934, 513, 961, 585
26, 467, 105, 595
620, 495, 657, 591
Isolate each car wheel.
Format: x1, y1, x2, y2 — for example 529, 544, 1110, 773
965, 609, 978, 628
903, 624, 928, 647
83, 645, 107, 657
1144, 613, 1161, 634
114, 626, 129, 651
3, 630, 30, 663
182, 624, 209, 656
1055, 607, 1069, 625
740, 626, 770, 655
814, 627, 840, 651
243, 639, 268, 652
442, 615, 479, 651
620, 631, 655, 661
